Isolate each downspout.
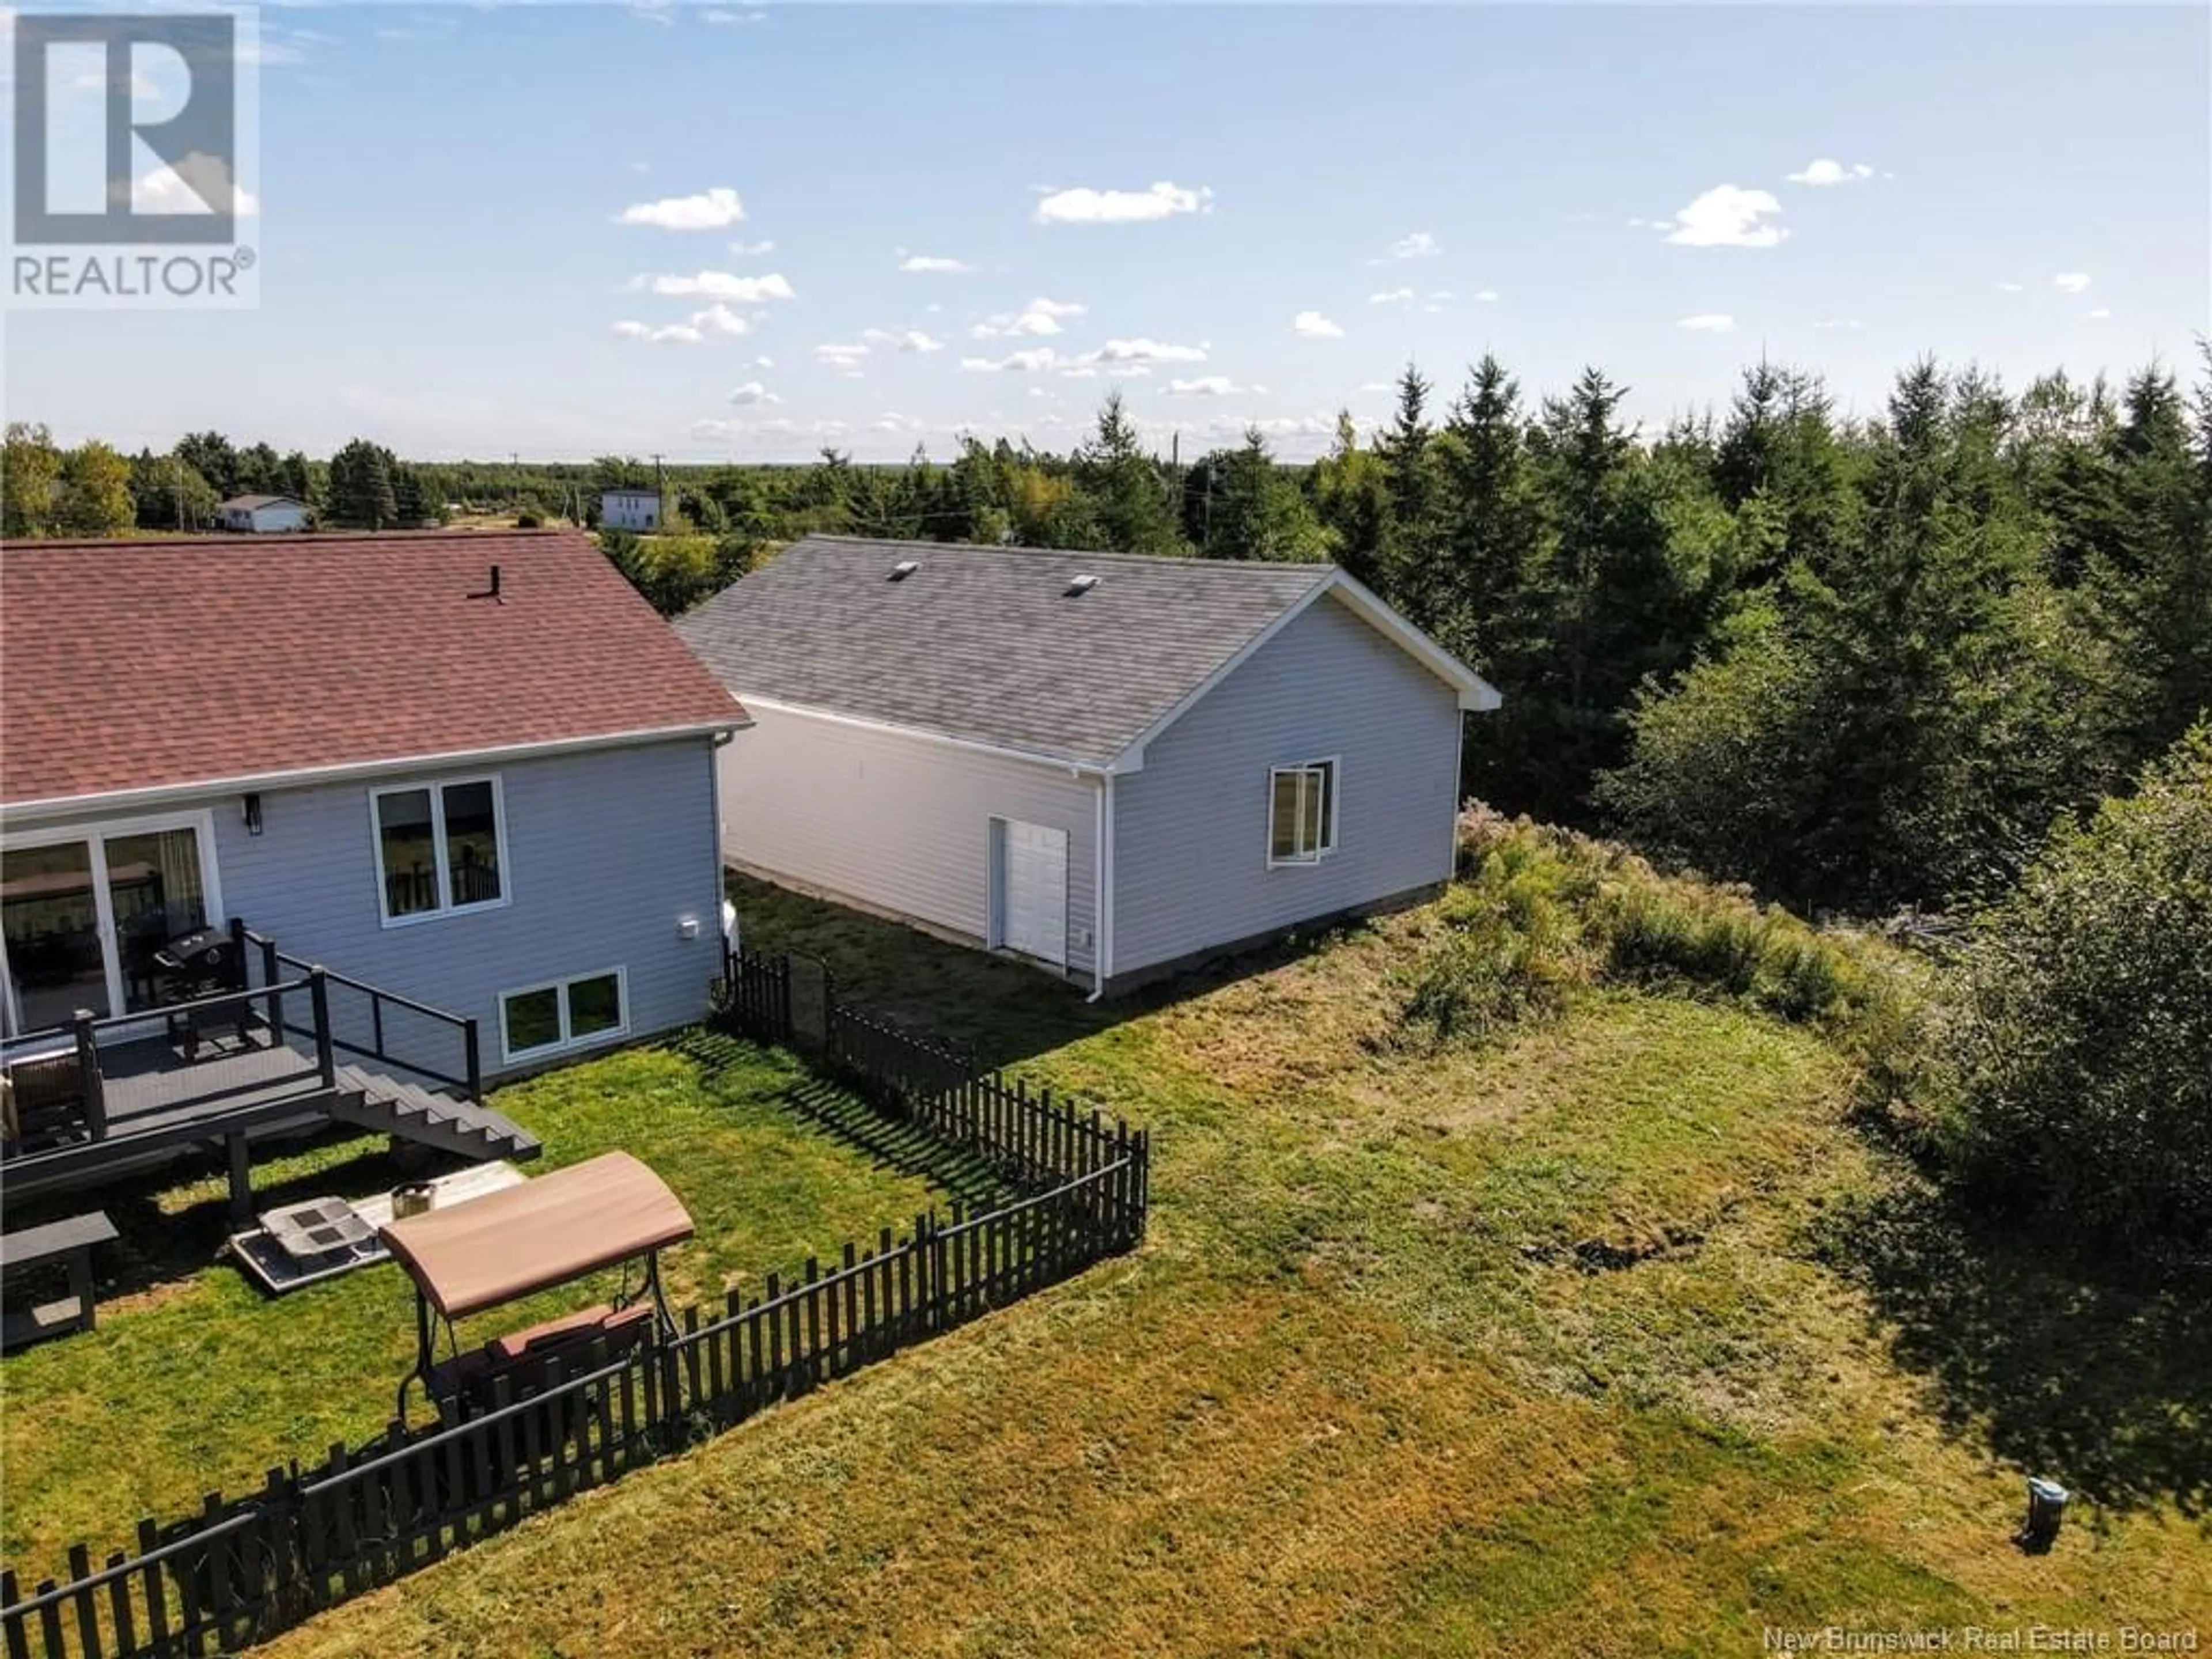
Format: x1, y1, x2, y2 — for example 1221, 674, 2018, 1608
1087, 772, 1108, 1001
710, 730, 737, 954
1448, 710, 1467, 882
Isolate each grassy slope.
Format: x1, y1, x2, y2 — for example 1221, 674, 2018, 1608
264, 879, 2210, 1657
0, 1034, 972, 1572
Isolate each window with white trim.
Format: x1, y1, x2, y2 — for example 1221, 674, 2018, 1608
372, 777, 507, 924
1268, 758, 1338, 866
501, 968, 628, 1063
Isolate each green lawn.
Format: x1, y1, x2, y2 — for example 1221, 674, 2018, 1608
257, 876, 2209, 1657
0, 1031, 984, 1576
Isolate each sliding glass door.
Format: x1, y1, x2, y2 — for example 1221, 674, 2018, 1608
1, 816, 219, 1038
1, 840, 113, 1031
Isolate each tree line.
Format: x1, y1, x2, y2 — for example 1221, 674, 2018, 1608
8, 347, 2206, 924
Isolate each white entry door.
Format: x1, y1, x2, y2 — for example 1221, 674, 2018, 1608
997, 819, 1068, 967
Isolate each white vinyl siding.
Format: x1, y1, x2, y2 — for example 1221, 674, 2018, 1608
1113, 592, 1460, 976
715, 706, 1097, 976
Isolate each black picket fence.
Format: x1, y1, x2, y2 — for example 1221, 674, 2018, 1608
3, 961, 1148, 1658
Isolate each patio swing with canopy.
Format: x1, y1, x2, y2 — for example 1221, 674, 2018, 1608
380, 1150, 695, 1418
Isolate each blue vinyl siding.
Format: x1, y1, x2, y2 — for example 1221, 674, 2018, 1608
1111, 593, 1461, 976
41, 739, 729, 1075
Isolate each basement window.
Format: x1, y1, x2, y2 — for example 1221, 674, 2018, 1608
501, 967, 629, 1063
1267, 759, 1339, 866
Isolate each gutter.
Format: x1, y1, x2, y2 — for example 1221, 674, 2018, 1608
1, 721, 745, 829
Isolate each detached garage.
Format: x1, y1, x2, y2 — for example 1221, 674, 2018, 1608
677, 535, 1499, 996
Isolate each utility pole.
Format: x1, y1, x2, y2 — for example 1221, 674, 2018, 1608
650, 452, 665, 532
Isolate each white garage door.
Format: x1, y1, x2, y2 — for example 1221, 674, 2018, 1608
998, 819, 1069, 967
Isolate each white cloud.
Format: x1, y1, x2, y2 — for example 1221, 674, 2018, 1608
899, 253, 974, 274
1812, 317, 1866, 331
615, 186, 745, 230
1357, 381, 1393, 394
2086, 306, 2112, 320
1427, 289, 1454, 301
630, 270, 794, 302
1378, 231, 1441, 262
132, 153, 259, 217
754, 355, 775, 369
1785, 158, 1874, 187
1474, 289, 1501, 302
961, 338, 1202, 374
1167, 376, 1266, 397
1092, 337, 1207, 364
700, 9, 766, 21
695, 416, 849, 442
1291, 310, 1344, 339
873, 413, 925, 434
727, 238, 775, 257
814, 329, 944, 369
1367, 287, 1415, 305
691, 303, 752, 337
863, 327, 945, 354
2054, 272, 2092, 294
962, 347, 1063, 373
1997, 282, 2026, 293
971, 296, 1086, 338
1660, 185, 1787, 248
726, 381, 780, 406
1033, 180, 1211, 225
1677, 313, 1737, 332
611, 319, 704, 345
629, 1, 675, 26
611, 301, 752, 344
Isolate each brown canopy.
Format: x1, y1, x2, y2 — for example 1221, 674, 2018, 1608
380, 1151, 694, 1320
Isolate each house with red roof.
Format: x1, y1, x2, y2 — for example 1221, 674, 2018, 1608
1, 531, 747, 1093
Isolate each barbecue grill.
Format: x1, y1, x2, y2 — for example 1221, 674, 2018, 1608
152, 926, 251, 1058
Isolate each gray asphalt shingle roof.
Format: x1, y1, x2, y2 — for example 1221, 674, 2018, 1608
676, 535, 1340, 768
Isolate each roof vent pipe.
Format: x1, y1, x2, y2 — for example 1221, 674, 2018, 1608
1065, 574, 1100, 597
468, 564, 503, 603
887, 560, 919, 582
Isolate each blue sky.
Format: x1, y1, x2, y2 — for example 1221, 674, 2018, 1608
5, 2, 2207, 462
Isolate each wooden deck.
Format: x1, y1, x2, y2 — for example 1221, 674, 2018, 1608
100, 1034, 331, 1137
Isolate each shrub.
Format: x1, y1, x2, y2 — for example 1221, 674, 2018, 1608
1397, 806, 1910, 1055
1927, 725, 2212, 1247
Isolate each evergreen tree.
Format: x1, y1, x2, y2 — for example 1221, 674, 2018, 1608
1197, 430, 1330, 563
327, 438, 399, 528
1073, 391, 1183, 555
1310, 411, 1391, 583
1434, 354, 1546, 666
276, 450, 314, 506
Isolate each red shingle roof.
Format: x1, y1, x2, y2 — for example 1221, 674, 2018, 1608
1, 530, 745, 807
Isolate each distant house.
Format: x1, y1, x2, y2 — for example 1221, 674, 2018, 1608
2, 529, 745, 1069
600, 488, 661, 533
679, 535, 1500, 996
216, 494, 310, 533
